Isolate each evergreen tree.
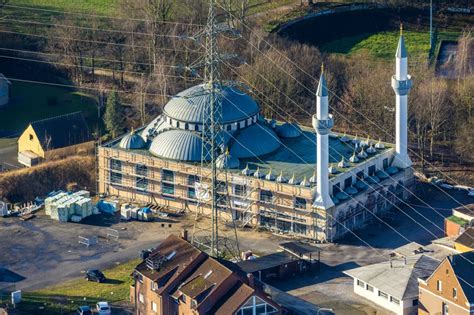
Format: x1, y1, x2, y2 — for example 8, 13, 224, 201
104, 90, 122, 138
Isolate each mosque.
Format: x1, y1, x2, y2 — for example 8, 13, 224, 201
97, 31, 415, 242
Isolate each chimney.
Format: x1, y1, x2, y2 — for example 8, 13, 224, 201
181, 229, 188, 242
247, 273, 255, 288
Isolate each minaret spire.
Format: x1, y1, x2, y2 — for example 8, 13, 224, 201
312, 64, 335, 211
391, 24, 412, 168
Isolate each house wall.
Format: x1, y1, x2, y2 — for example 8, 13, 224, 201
445, 219, 462, 237
352, 278, 417, 315
453, 242, 472, 253
18, 125, 45, 158
133, 277, 163, 315
418, 259, 472, 315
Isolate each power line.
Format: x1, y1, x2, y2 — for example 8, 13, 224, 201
0, 54, 199, 81
217, 2, 472, 211
2, 4, 204, 27
0, 29, 199, 54
215, 77, 474, 268
0, 47, 180, 68
0, 17, 196, 39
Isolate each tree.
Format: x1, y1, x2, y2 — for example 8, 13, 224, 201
104, 91, 122, 138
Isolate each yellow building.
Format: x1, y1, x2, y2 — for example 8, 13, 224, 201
18, 111, 93, 167
454, 227, 474, 253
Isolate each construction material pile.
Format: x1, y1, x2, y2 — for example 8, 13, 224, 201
45, 190, 97, 222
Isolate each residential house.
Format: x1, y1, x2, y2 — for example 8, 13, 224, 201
418, 251, 474, 315
130, 233, 282, 315
445, 204, 473, 237
454, 228, 474, 253
17, 111, 93, 166
344, 255, 439, 315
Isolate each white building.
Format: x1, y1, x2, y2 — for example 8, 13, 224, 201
344, 255, 439, 315
0, 73, 11, 106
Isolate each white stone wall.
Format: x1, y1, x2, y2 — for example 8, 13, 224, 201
352, 278, 416, 315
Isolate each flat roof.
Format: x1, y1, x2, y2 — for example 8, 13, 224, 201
279, 241, 322, 256
236, 251, 299, 274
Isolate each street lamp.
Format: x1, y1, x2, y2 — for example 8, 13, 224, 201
317, 308, 334, 315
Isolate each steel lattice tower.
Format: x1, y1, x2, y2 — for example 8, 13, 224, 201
192, 0, 240, 259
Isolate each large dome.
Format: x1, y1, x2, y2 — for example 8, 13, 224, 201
230, 123, 281, 158
163, 84, 259, 124
149, 130, 210, 162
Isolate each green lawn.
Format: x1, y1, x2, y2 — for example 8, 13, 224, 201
0, 81, 98, 133
18, 259, 140, 315
446, 215, 468, 226
9, 0, 121, 15
320, 30, 461, 59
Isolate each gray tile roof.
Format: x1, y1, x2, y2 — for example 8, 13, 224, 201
344, 255, 439, 300
447, 251, 474, 301
29, 111, 91, 151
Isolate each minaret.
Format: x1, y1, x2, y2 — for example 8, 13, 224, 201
312, 64, 335, 209
391, 25, 413, 168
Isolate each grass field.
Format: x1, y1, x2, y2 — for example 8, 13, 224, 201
0, 81, 98, 134
17, 259, 139, 315
9, 0, 121, 15
320, 31, 460, 59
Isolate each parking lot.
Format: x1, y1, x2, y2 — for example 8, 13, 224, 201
0, 183, 472, 314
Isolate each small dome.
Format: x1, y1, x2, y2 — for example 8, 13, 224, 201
253, 167, 264, 178
340, 133, 351, 143
366, 145, 377, 154
335, 191, 349, 200
349, 152, 359, 163
276, 123, 302, 138
149, 130, 209, 162
375, 140, 385, 149
360, 136, 371, 147
300, 176, 310, 187
309, 172, 317, 184
376, 171, 389, 180
276, 171, 288, 183
357, 148, 368, 159
338, 157, 350, 168
387, 166, 399, 175
119, 130, 146, 149
216, 151, 240, 169
265, 168, 276, 181
269, 119, 277, 129
163, 84, 259, 124
242, 164, 253, 176
329, 164, 338, 174
288, 173, 299, 185
351, 135, 360, 145
230, 123, 281, 158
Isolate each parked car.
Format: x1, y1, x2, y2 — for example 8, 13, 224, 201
76, 305, 92, 315
96, 301, 111, 315
85, 269, 105, 283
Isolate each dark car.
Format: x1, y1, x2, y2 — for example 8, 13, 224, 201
76, 305, 93, 315
85, 269, 105, 283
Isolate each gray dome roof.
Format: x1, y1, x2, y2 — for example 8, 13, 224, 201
119, 131, 146, 149
230, 123, 281, 158
163, 84, 259, 124
216, 152, 240, 169
149, 130, 210, 162
276, 123, 302, 138
141, 115, 172, 140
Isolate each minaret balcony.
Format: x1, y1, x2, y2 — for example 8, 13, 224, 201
391, 75, 412, 96
312, 114, 334, 135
